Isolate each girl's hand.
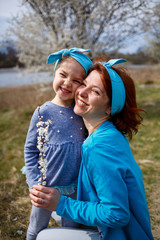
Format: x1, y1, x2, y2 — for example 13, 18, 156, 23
29, 185, 60, 211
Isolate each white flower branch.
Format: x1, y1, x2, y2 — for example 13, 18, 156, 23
36, 106, 52, 186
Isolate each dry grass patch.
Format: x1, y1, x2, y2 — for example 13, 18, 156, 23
126, 64, 160, 84
0, 82, 54, 109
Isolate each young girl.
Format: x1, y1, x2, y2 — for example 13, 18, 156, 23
24, 48, 92, 240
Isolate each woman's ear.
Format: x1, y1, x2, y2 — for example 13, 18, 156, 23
106, 106, 111, 116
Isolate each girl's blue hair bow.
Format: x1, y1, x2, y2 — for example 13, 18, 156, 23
100, 59, 127, 116
47, 47, 93, 74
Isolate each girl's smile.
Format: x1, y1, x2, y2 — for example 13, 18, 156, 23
52, 58, 85, 107
60, 86, 71, 95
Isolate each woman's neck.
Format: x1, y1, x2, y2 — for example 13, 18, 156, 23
83, 116, 108, 135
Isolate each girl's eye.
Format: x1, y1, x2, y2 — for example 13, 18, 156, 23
81, 83, 86, 87
60, 73, 66, 77
73, 80, 81, 84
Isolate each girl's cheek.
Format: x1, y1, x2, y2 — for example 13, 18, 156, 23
75, 88, 80, 98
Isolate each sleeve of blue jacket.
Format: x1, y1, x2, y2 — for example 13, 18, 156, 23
56, 143, 130, 228
24, 108, 40, 189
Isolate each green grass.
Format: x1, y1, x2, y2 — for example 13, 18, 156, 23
0, 107, 33, 239
0, 82, 160, 239
130, 84, 160, 238
0, 108, 32, 181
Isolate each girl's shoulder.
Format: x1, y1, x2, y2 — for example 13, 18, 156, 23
39, 101, 75, 114
36, 101, 56, 119
30, 101, 52, 124
38, 101, 52, 113
37, 101, 84, 126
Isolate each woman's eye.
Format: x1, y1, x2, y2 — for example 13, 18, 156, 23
92, 90, 100, 95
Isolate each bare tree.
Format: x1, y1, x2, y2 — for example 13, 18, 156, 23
142, 2, 160, 62
7, 0, 151, 70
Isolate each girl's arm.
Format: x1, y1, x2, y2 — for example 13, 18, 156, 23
24, 108, 40, 189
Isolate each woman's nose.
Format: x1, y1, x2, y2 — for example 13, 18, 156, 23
78, 86, 88, 98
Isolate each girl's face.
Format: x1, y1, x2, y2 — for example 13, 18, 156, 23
53, 58, 86, 107
74, 70, 111, 121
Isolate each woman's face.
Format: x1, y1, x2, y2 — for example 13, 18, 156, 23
74, 70, 111, 120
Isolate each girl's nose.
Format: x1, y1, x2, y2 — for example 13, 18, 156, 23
64, 78, 72, 87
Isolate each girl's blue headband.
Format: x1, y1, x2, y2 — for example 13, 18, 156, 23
100, 59, 127, 116
47, 47, 93, 74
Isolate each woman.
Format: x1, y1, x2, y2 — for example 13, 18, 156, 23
30, 58, 154, 240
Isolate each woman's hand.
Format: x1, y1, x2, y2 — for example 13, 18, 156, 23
29, 185, 60, 211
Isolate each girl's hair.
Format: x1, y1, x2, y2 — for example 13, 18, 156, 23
55, 55, 72, 70
55, 55, 86, 78
89, 57, 145, 140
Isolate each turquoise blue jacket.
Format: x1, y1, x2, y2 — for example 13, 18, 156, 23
56, 121, 154, 239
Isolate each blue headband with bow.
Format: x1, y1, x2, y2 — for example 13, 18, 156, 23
47, 47, 93, 74
100, 59, 127, 115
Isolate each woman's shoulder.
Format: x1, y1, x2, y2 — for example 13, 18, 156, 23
83, 121, 130, 162
91, 121, 126, 145
83, 133, 129, 173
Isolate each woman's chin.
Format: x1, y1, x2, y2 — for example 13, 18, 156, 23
74, 105, 83, 116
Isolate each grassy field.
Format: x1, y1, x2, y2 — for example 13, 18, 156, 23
0, 65, 160, 239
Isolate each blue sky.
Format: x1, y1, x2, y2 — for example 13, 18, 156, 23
0, 0, 27, 39
0, 0, 26, 17
0, 0, 147, 54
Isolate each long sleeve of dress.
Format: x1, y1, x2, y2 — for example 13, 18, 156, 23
24, 108, 40, 189
56, 143, 130, 229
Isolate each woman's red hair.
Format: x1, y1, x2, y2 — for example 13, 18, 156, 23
89, 57, 145, 140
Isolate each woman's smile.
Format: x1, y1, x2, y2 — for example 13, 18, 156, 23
74, 70, 110, 121
76, 98, 88, 107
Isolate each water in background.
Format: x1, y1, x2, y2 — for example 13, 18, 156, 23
0, 68, 53, 87
0, 65, 149, 88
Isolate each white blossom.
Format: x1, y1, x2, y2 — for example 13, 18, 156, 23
36, 106, 52, 186
36, 121, 44, 127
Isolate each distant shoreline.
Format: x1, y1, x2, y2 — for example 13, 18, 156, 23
0, 69, 52, 88
0, 64, 151, 73
0, 67, 22, 73
0, 64, 159, 88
